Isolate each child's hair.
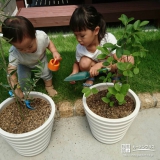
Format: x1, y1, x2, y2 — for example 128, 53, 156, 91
2, 16, 35, 43
69, 5, 106, 42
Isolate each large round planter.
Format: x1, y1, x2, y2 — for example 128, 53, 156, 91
0, 92, 55, 156
83, 83, 141, 144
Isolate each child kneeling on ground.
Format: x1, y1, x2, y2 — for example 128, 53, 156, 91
2, 16, 61, 98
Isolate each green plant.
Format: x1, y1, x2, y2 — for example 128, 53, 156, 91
82, 14, 149, 106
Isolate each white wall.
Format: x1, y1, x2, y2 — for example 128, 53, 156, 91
12, 0, 29, 16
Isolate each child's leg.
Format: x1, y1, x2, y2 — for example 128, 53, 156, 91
79, 56, 96, 86
79, 56, 96, 71
17, 64, 31, 90
44, 79, 57, 97
40, 56, 57, 97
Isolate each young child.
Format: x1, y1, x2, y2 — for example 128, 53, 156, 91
2, 16, 61, 98
69, 5, 134, 86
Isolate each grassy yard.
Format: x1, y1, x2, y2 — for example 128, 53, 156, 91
0, 26, 160, 103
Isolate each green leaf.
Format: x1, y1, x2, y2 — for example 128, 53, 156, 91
85, 90, 92, 97
117, 62, 127, 71
123, 50, 131, 55
139, 51, 147, 58
34, 65, 43, 70
106, 56, 114, 63
128, 17, 134, 23
116, 47, 123, 58
102, 61, 110, 67
133, 20, 140, 30
82, 87, 90, 93
121, 84, 130, 95
140, 21, 149, 27
102, 97, 110, 103
126, 62, 133, 70
107, 91, 112, 98
117, 38, 127, 46
103, 43, 116, 49
123, 70, 133, 77
0, 83, 10, 88
133, 67, 139, 74
97, 53, 107, 59
82, 88, 91, 97
118, 14, 128, 26
108, 87, 117, 95
126, 24, 133, 32
99, 76, 105, 81
119, 100, 126, 105
118, 62, 133, 71
132, 52, 140, 57
116, 93, 124, 103
109, 101, 114, 107
115, 83, 121, 91
91, 88, 98, 94
97, 46, 109, 54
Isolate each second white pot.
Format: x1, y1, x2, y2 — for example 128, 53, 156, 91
83, 83, 141, 144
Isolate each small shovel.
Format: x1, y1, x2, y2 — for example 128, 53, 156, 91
8, 90, 34, 110
64, 68, 109, 81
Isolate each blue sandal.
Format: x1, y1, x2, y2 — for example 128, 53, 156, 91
83, 77, 95, 87
112, 76, 121, 82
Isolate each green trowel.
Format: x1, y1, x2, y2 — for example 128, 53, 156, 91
64, 68, 109, 81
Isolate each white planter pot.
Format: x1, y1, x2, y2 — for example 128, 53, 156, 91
0, 92, 55, 156
83, 83, 141, 144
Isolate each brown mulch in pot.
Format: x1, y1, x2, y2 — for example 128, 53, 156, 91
0, 98, 51, 134
86, 90, 135, 119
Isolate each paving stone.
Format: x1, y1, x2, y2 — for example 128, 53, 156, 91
55, 93, 158, 118
152, 92, 160, 108
138, 93, 156, 110
74, 99, 85, 116
57, 101, 73, 118
54, 105, 60, 119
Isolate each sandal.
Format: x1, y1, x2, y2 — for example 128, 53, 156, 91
112, 77, 121, 83
45, 85, 57, 97
83, 77, 95, 87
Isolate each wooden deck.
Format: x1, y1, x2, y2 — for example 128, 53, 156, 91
16, 1, 160, 28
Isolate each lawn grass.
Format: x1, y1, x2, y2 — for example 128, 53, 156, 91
0, 27, 160, 103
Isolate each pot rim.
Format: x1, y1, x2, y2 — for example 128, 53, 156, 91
0, 91, 55, 137
83, 82, 140, 122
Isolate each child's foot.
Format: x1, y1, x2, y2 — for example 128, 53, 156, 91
45, 85, 57, 97
83, 77, 95, 87
112, 77, 121, 83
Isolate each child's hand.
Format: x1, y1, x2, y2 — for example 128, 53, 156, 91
15, 88, 24, 99
89, 63, 102, 77
69, 72, 78, 84
70, 81, 76, 84
53, 51, 62, 61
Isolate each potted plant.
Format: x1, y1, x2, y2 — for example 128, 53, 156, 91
0, 14, 56, 156
82, 14, 149, 144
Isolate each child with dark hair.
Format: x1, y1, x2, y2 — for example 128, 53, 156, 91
2, 16, 61, 98
69, 5, 134, 86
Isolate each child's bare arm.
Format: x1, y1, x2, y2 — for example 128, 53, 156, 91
71, 61, 79, 75
47, 40, 61, 60
69, 61, 79, 84
7, 65, 24, 99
